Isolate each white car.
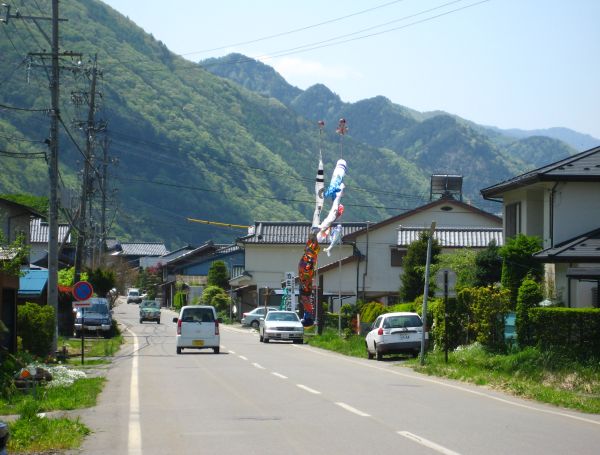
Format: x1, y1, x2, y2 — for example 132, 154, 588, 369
365, 312, 427, 360
259, 310, 304, 344
172, 305, 220, 354
241, 306, 279, 329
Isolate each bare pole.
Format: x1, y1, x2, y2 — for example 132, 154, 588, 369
420, 221, 436, 366
47, 0, 60, 352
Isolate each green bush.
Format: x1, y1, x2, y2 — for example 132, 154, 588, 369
458, 286, 510, 351
173, 291, 186, 310
359, 302, 386, 323
516, 278, 543, 347
17, 302, 56, 357
324, 312, 352, 330
499, 235, 543, 308
529, 307, 600, 361
388, 303, 415, 313
201, 285, 231, 313
430, 297, 470, 351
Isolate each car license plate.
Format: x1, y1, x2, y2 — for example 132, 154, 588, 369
397, 334, 410, 340
192, 340, 204, 346
281, 333, 289, 339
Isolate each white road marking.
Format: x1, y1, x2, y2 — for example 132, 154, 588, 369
127, 328, 142, 454
398, 431, 461, 455
238, 355, 248, 361
335, 402, 371, 417
228, 350, 236, 354
295, 345, 600, 427
252, 362, 265, 369
272, 372, 288, 379
296, 384, 321, 394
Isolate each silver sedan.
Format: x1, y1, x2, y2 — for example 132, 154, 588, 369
259, 311, 304, 344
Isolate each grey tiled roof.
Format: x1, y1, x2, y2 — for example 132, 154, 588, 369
239, 221, 368, 244
481, 145, 600, 198
119, 243, 169, 256
534, 227, 600, 263
397, 226, 503, 248
30, 218, 71, 244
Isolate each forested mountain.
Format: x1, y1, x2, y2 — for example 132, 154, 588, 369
0, 1, 585, 250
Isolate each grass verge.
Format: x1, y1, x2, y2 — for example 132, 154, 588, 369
410, 344, 600, 414
306, 331, 600, 414
59, 334, 124, 360
7, 415, 90, 453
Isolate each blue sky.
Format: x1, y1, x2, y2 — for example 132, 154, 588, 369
102, 0, 600, 139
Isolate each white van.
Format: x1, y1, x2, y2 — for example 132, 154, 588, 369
173, 305, 220, 354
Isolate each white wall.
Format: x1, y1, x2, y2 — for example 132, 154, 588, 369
553, 182, 600, 245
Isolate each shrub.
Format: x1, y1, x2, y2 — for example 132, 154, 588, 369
173, 291, 186, 310
516, 277, 543, 347
529, 307, 600, 361
17, 302, 55, 357
359, 302, 386, 323
430, 296, 470, 351
499, 235, 543, 308
388, 303, 415, 313
459, 286, 510, 351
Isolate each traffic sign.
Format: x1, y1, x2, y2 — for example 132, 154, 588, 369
72, 299, 92, 308
434, 269, 457, 298
73, 281, 94, 301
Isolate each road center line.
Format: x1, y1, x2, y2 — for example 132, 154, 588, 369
252, 362, 265, 369
228, 350, 236, 354
272, 372, 288, 379
335, 402, 371, 417
296, 384, 321, 394
398, 431, 461, 455
238, 355, 248, 361
127, 328, 142, 454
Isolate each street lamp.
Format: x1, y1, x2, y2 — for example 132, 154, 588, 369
420, 221, 436, 366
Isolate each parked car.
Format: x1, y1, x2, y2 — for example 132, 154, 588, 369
139, 300, 161, 324
127, 288, 142, 304
74, 297, 113, 338
0, 421, 8, 455
172, 305, 220, 354
241, 306, 279, 329
259, 310, 304, 344
365, 312, 427, 360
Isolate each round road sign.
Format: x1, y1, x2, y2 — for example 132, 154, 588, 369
73, 281, 94, 301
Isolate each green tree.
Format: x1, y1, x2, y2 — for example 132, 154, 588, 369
474, 240, 502, 286
0, 232, 29, 277
207, 261, 230, 289
435, 249, 478, 289
400, 232, 441, 302
516, 277, 543, 347
500, 235, 543, 308
58, 266, 88, 286
87, 267, 116, 298
201, 285, 231, 313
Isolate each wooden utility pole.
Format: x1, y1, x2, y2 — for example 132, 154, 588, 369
74, 55, 99, 282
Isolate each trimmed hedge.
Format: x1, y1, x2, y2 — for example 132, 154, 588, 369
529, 307, 600, 360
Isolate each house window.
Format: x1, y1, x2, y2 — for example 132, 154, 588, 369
391, 248, 407, 267
505, 202, 521, 238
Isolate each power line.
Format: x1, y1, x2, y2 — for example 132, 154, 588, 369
0, 133, 45, 143
0, 149, 46, 158
0, 102, 51, 112
183, 0, 408, 56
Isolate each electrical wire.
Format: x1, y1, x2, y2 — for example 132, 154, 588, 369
0, 149, 46, 158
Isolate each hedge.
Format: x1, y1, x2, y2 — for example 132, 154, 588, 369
529, 307, 600, 360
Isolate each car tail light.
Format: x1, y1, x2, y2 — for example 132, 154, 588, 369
177, 319, 182, 335
242, 313, 248, 318
215, 320, 220, 335
377, 327, 384, 336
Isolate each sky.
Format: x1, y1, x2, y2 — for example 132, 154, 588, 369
101, 0, 600, 140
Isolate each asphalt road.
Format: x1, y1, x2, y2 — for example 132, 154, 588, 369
73, 301, 600, 455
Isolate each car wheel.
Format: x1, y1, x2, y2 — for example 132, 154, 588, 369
366, 343, 374, 359
140, 319, 143, 324
176, 347, 182, 354
157, 319, 160, 324
263, 337, 269, 343
213, 346, 220, 354
251, 320, 259, 330
259, 333, 264, 342
375, 344, 383, 361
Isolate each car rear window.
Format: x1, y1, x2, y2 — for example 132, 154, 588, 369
181, 308, 215, 323
266, 312, 299, 322
383, 315, 422, 328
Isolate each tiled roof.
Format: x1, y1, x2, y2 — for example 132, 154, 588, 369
119, 243, 169, 256
481, 145, 600, 198
239, 221, 368, 244
397, 226, 503, 248
534, 227, 600, 263
30, 218, 71, 244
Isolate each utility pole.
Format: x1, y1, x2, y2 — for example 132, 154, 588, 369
4, 1, 80, 351
99, 135, 109, 266
74, 55, 99, 283
420, 221, 436, 366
